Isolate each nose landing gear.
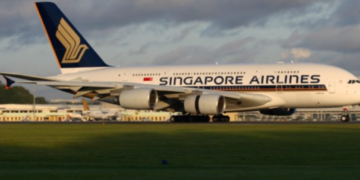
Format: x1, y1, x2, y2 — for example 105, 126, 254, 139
340, 114, 350, 122
340, 107, 350, 122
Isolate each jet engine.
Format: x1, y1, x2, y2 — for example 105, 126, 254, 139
259, 108, 296, 116
119, 89, 158, 109
184, 94, 226, 115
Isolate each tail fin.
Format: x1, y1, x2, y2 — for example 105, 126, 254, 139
82, 99, 90, 111
35, 2, 109, 74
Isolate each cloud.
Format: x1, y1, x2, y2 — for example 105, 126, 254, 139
152, 38, 272, 65
128, 42, 163, 55
127, 25, 199, 55
0, 0, 328, 43
284, 25, 360, 53
331, 0, 360, 26
280, 0, 360, 54
281, 48, 311, 60
91, 0, 325, 29
169, 25, 198, 43
291, 48, 311, 59
330, 53, 360, 75
302, 51, 360, 75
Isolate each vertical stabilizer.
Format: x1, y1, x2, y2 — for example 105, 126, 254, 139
35, 2, 109, 74
82, 99, 90, 111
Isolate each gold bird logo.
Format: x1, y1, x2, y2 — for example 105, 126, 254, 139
56, 18, 88, 63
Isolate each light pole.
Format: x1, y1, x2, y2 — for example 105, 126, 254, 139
33, 84, 36, 121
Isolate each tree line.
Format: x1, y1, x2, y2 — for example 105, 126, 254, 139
0, 81, 48, 104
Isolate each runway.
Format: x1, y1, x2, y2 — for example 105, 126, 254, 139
0, 121, 359, 124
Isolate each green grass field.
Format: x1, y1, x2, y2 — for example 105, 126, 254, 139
0, 123, 359, 180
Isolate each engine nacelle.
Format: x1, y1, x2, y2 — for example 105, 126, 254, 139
260, 108, 296, 116
119, 89, 158, 109
184, 94, 226, 115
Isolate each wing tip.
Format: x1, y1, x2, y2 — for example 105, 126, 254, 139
2, 75, 15, 89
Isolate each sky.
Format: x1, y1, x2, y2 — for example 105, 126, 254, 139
0, 0, 359, 99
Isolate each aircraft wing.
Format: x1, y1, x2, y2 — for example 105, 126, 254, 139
1, 73, 283, 112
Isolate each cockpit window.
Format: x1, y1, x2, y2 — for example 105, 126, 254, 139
348, 80, 360, 84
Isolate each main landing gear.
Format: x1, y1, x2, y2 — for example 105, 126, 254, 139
169, 114, 230, 122
212, 115, 230, 122
170, 115, 210, 122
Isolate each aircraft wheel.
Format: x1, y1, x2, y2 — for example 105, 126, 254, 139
220, 116, 229, 122
177, 116, 185, 122
184, 116, 191, 122
213, 115, 230, 122
223, 116, 230, 122
170, 116, 176, 122
197, 115, 210, 122
203, 116, 210, 122
212, 116, 219, 122
172, 115, 211, 123
340, 115, 350, 122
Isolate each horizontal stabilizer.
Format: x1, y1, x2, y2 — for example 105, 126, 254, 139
2, 76, 15, 89
0, 72, 56, 81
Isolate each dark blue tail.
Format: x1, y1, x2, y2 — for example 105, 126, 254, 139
35, 2, 109, 72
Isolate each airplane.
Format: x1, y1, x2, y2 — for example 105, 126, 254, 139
65, 113, 86, 122
2, 2, 360, 123
81, 99, 120, 121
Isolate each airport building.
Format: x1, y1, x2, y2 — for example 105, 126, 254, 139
0, 104, 84, 121
0, 103, 174, 122
49, 99, 82, 104
0, 103, 358, 122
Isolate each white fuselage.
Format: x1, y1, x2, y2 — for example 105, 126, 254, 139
83, 110, 118, 120
50, 63, 360, 109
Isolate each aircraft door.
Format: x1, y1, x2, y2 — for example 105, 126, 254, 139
121, 70, 130, 81
164, 69, 171, 76
328, 82, 335, 94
